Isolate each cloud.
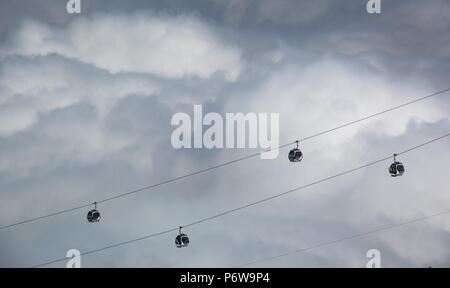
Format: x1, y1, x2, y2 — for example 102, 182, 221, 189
0, 1, 449, 268
220, 0, 330, 26
0, 54, 157, 135
2, 12, 242, 80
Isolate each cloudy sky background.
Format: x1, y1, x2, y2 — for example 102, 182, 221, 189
0, 0, 449, 267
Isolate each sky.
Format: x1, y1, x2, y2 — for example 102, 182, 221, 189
0, 0, 449, 268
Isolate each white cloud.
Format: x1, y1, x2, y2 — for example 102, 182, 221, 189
0, 55, 157, 135
2, 12, 242, 80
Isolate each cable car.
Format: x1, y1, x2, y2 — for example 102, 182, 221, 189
288, 141, 303, 162
175, 227, 189, 248
389, 154, 405, 177
87, 202, 101, 223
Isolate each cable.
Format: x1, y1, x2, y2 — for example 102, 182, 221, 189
181, 133, 450, 228
1, 88, 449, 231
33, 227, 180, 268
236, 209, 450, 267
31, 133, 450, 268
284, 87, 450, 143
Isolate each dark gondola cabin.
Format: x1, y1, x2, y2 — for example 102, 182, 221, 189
288, 141, 303, 162
288, 148, 303, 162
87, 209, 101, 223
175, 227, 189, 248
87, 202, 101, 223
389, 161, 405, 177
389, 154, 404, 177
